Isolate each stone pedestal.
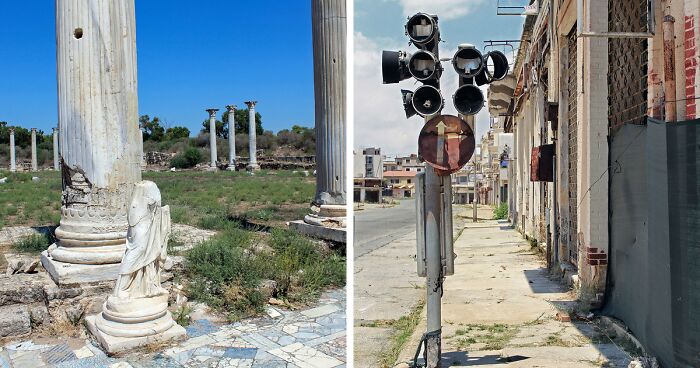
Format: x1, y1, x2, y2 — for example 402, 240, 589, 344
42, 0, 142, 284
86, 293, 185, 354
8, 128, 15, 172
207, 109, 219, 170
245, 101, 260, 171
30, 128, 37, 172
226, 105, 237, 171
52, 128, 59, 170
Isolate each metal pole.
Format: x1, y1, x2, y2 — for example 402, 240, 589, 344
473, 164, 478, 222
552, 150, 559, 266
662, 13, 677, 122
424, 164, 443, 368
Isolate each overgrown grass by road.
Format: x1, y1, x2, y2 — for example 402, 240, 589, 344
379, 299, 426, 368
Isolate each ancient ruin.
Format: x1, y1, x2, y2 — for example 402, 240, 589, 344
86, 181, 185, 354
245, 101, 260, 171
41, 0, 142, 285
206, 108, 218, 170
226, 105, 237, 171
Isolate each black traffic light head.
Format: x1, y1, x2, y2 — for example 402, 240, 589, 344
401, 89, 417, 118
382, 50, 412, 84
405, 13, 438, 47
453, 84, 484, 115
474, 50, 510, 85
412, 85, 444, 117
452, 46, 484, 78
408, 50, 441, 81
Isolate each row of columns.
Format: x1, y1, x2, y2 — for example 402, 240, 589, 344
205, 101, 259, 171
5, 127, 60, 172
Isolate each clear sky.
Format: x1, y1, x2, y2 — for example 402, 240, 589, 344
0, 1, 315, 135
354, 0, 525, 156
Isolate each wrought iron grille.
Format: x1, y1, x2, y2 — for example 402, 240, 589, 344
567, 26, 578, 265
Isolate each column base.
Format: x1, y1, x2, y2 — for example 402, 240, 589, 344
246, 164, 260, 171
206, 166, 218, 172
86, 314, 186, 355
227, 164, 237, 171
41, 250, 120, 285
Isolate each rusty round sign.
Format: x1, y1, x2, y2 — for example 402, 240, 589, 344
418, 114, 475, 176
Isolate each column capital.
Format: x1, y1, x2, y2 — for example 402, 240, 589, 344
8, 127, 14, 133
226, 105, 237, 113
206, 108, 219, 118
244, 101, 258, 108
31, 128, 37, 132
53, 127, 59, 133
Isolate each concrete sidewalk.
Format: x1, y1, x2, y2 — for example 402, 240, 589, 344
396, 217, 634, 367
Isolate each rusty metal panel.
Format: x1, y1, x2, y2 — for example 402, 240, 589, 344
418, 115, 475, 176
567, 27, 578, 265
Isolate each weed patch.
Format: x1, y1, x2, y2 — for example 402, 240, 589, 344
13, 232, 53, 253
379, 299, 425, 368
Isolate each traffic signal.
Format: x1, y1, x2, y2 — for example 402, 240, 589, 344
382, 13, 443, 118
452, 46, 510, 116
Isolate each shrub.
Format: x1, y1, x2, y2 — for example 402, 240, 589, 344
13, 232, 53, 253
493, 202, 508, 220
170, 147, 203, 169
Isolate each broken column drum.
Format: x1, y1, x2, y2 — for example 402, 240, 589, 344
9, 128, 15, 172
30, 128, 37, 172
207, 109, 219, 169
226, 105, 236, 170
53, 128, 60, 170
245, 101, 260, 170
46, 0, 142, 272
311, 0, 347, 205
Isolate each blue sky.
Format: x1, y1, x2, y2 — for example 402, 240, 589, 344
354, 0, 524, 155
0, 1, 315, 135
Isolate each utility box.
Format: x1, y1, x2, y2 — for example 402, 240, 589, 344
416, 172, 456, 277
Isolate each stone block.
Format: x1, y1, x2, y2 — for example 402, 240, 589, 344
0, 274, 46, 306
85, 314, 186, 355
41, 251, 120, 285
0, 304, 31, 337
29, 304, 50, 326
288, 220, 347, 243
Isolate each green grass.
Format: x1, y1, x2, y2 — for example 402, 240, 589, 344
454, 323, 519, 350
0, 171, 62, 228
13, 232, 53, 253
492, 202, 508, 220
185, 225, 345, 321
379, 299, 425, 368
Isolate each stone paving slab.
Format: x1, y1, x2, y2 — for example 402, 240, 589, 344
1, 288, 345, 368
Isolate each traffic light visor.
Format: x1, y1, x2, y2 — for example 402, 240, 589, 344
412, 85, 444, 117
406, 13, 437, 45
452, 48, 484, 78
382, 50, 411, 84
453, 84, 484, 115
409, 50, 439, 81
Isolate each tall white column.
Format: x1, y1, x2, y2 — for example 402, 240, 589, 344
226, 105, 237, 171
53, 127, 59, 170
245, 101, 259, 170
30, 128, 37, 172
8, 128, 15, 172
311, 0, 346, 205
43, 0, 142, 284
207, 108, 219, 170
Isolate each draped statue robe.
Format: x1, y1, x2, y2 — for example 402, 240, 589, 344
114, 198, 171, 299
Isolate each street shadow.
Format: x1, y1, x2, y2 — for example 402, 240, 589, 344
413, 352, 529, 366
523, 269, 568, 293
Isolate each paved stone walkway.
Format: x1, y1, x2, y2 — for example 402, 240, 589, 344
0, 289, 346, 368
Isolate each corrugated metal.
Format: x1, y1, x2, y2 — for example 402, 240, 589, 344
567, 26, 578, 265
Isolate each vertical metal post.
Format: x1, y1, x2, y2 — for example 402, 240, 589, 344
473, 163, 478, 222
552, 152, 559, 265
424, 164, 443, 368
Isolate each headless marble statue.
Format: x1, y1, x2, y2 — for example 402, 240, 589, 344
88, 181, 185, 353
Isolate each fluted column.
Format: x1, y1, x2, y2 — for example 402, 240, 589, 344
207, 108, 219, 170
245, 101, 259, 170
311, 0, 346, 205
226, 105, 237, 171
53, 128, 59, 170
30, 128, 37, 171
9, 128, 15, 172
46, 0, 142, 271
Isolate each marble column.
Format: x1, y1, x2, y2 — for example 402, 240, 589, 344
30, 128, 37, 171
245, 101, 259, 170
53, 128, 59, 170
8, 128, 15, 172
226, 105, 237, 171
42, 0, 142, 284
311, 0, 346, 206
206, 109, 219, 170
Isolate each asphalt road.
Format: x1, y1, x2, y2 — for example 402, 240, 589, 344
353, 199, 416, 259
